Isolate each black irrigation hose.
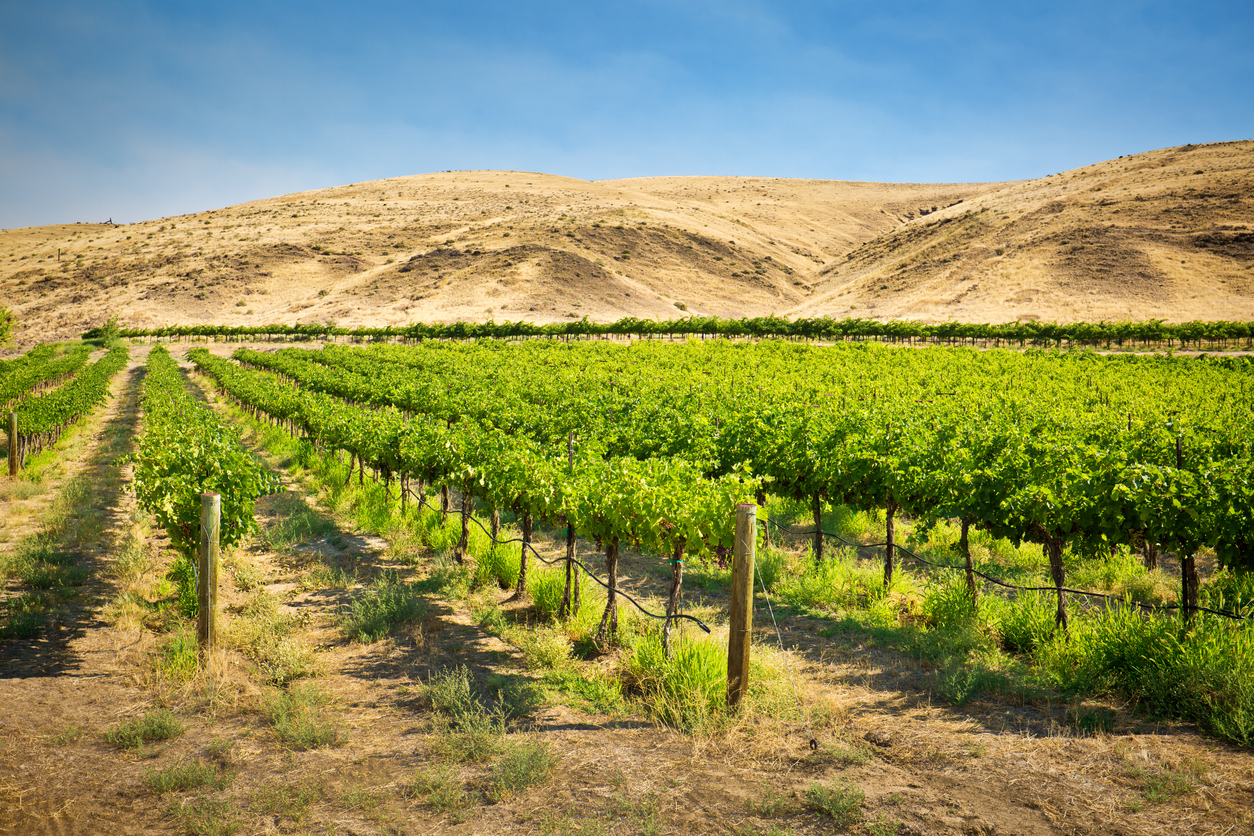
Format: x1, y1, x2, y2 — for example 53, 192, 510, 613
762, 515, 1254, 623
463, 510, 712, 633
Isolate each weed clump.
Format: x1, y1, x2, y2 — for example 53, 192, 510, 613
261, 683, 346, 750
340, 572, 430, 643
804, 778, 864, 826
159, 625, 200, 683
146, 760, 233, 794
417, 665, 559, 807
230, 591, 317, 685
105, 708, 186, 750
484, 738, 556, 802
165, 794, 239, 836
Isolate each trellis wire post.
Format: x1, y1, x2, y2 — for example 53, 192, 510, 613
198, 493, 221, 664
7, 412, 16, 477
727, 503, 756, 709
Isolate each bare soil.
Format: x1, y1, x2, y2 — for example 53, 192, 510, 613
1, 351, 1252, 836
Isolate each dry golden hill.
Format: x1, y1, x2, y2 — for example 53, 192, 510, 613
2, 140, 1252, 346
798, 140, 1254, 322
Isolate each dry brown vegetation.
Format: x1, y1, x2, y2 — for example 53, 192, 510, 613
2, 140, 1251, 347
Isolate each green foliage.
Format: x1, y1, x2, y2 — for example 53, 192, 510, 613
987, 591, 1057, 655
0, 342, 91, 407
421, 665, 477, 714
105, 709, 185, 750
472, 536, 521, 590
132, 346, 280, 562
432, 705, 509, 763
1202, 570, 1254, 616
184, 332, 1254, 746
11, 542, 88, 590
0, 592, 49, 639
112, 315, 1254, 350
754, 545, 788, 592
100, 315, 122, 344
1052, 605, 1254, 744
528, 564, 603, 635
620, 632, 728, 732
10, 344, 127, 461
167, 553, 198, 619
776, 548, 890, 613
934, 660, 1014, 707
867, 815, 903, 836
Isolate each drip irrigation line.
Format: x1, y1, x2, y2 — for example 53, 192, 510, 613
892, 543, 1251, 620
755, 553, 817, 751
463, 510, 711, 633
761, 515, 1253, 623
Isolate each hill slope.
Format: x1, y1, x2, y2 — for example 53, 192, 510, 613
797, 141, 1254, 322
1, 141, 1251, 345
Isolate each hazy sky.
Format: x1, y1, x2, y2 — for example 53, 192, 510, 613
2, 0, 1251, 227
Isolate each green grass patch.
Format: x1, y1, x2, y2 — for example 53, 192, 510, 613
0, 592, 51, 639
620, 631, 726, 732
261, 683, 346, 750
528, 564, 604, 632
298, 563, 355, 591
339, 571, 430, 643
803, 778, 864, 826
50, 723, 84, 745
259, 491, 336, 553
105, 709, 186, 750
472, 534, 522, 590
159, 625, 200, 683
146, 760, 233, 794
165, 794, 239, 836
485, 737, 558, 802
250, 780, 321, 823
1126, 757, 1209, 805
410, 765, 472, 817
423, 665, 516, 762
229, 590, 317, 685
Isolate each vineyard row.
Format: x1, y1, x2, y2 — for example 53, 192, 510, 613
187, 340, 1253, 628
88, 315, 1254, 352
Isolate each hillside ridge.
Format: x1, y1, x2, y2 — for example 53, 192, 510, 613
2, 141, 1251, 346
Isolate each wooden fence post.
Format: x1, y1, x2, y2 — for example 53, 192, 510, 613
727, 503, 756, 710
7, 413, 16, 477
198, 493, 221, 663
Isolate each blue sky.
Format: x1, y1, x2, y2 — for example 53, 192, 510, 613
2, 0, 1251, 227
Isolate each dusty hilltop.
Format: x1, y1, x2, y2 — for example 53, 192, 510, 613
2, 140, 1253, 345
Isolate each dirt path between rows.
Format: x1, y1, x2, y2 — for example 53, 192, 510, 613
0, 344, 1251, 836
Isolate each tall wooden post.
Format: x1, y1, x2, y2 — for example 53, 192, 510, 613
198, 493, 221, 662
7, 413, 16, 477
561, 431, 579, 618
1176, 436, 1199, 626
727, 503, 756, 710
812, 492, 823, 563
